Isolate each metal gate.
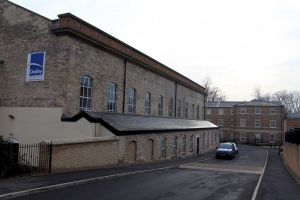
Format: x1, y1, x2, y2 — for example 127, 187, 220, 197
0, 142, 52, 178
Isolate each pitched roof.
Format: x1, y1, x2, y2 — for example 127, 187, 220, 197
206, 99, 282, 108
206, 101, 243, 108
61, 112, 218, 135
236, 99, 282, 107
286, 111, 300, 119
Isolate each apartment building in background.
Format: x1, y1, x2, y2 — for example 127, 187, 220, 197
206, 100, 284, 144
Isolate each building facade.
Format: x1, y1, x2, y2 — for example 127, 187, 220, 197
0, 1, 218, 170
206, 100, 284, 144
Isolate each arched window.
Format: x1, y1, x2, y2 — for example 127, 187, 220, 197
189, 134, 194, 151
160, 137, 167, 159
182, 135, 186, 153
107, 82, 117, 112
128, 88, 136, 113
145, 92, 151, 115
173, 136, 178, 156
79, 76, 92, 111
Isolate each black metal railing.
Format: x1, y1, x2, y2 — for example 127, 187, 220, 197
0, 142, 52, 178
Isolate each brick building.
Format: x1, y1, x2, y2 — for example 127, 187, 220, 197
206, 100, 284, 144
0, 1, 219, 171
284, 112, 300, 133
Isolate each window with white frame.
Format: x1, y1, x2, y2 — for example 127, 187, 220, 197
128, 88, 136, 113
255, 107, 261, 114
255, 133, 261, 142
192, 104, 195, 119
177, 100, 182, 117
168, 98, 173, 117
161, 137, 167, 159
173, 136, 178, 156
231, 109, 234, 115
182, 135, 186, 153
240, 119, 246, 127
158, 95, 163, 116
207, 108, 211, 115
79, 76, 92, 111
107, 82, 117, 112
218, 109, 224, 115
197, 105, 200, 119
255, 119, 261, 127
240, 132, 246, 142
270, 108, 276, 115
240, 107, 246, 114
145, 92, 151, 115
270, 120, 277, 128
218, 119, 224, 127
184, 102, 189, 118
231, 119, 235, 127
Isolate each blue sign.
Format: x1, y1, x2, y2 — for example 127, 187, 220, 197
26, 52, 46, 81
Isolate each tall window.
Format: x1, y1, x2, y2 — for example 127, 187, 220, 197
218, 119, 224, 127
161, 137, 167, 159
107, 82, 117, 112
177, 100, 182, 117
270, 120, 277, 128
255, 119, 261, 127
182, 135, 186, 153
192, 104, 195, 119
270, 108, 276, 115
158, 95, 163, 116
80, 76, 92, 111
255, 108, 261, 114
145, 92, 151, 115
240, 119, 246, 127
197, 105, 200, 119
207, 109, 212, 115
240, 107, 246, 114
128, 88, 136, 113
240, 132, 246, 142
185, 102, 189, 118
218, 109, 224, 115
189, 135, 194, 151
168, 98, 174, 117
173, 136, 178, 156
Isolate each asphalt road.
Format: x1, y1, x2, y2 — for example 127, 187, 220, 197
15, 145, 267, 200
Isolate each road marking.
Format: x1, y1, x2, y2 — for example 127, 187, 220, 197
0, 157, 213, 200
251, 150, 269, 200
180, 163, 264, 174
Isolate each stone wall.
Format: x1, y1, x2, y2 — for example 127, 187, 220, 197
283, 143, 300, 179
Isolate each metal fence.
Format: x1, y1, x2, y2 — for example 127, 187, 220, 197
0, 142, 52, 178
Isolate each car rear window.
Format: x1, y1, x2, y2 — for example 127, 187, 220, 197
219, 143, 232, 149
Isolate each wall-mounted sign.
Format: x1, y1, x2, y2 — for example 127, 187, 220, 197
26, 52, 46, 81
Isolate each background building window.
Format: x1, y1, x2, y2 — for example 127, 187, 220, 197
240, 119, 246, 127
145, 92, 151, 115
218, 109, 224, 115
158, 95, 163, 116
80, 75, 92, 111
255, 108, 261, 114
107, 82, 117, 112
240, 107, 246, 114
255, 119, 261, 127
128, 88, 136, 113
168, 98, 173, 117
207, 109, 212, 115
240, 132, 246, 142
197, 105, 200, 119
218, 119, 224, 127
269, 134, 276, 143
255, 133, 261, 143
270, 108, 276, 115
185, 102, 189, 118
270, 120, 277, 128
177, 100, 182, 117
231, 109, 234, 115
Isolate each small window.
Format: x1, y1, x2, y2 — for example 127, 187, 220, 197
158, 95, 163, 116
128, 88, 136, 113
161, 137, 167, 159
240, 107, 246, 114
255, 133, 261, 143
240, 119, 246, 127
79, 76, 92, 111
107, 82, 117, 112
255, 108, 261, 114
168, 98, 174, 117
240, 132, 246, 142
270, 108, 276, 115
185, 102, 189, 118
177, 100, 182, 117
207, 109, 212, 115
218, 109, 224, 115
197, 105, 200, 119
145, 92, 151, 115
218, 119, 224, 127
255, 119, 261, 127
270, 120, 276, 128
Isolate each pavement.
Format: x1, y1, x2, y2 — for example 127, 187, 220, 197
1, 146, 300, 200
256, 148, 300, 200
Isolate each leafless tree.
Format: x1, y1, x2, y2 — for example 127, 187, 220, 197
202, 77, 226, 102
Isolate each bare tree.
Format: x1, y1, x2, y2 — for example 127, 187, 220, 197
202, 77, 226, 102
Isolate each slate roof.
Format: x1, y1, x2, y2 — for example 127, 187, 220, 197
206, 99, 282, 108
286, 111, 300, 119
62, 111, 218, 136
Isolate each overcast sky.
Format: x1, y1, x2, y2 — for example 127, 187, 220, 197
10, 0, 300, 100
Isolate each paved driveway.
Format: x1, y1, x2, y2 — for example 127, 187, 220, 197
15, 145, 267, 200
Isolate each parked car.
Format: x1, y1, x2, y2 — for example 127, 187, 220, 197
215, 142, 238, 159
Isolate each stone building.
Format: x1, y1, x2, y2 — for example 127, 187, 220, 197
206, 100, 284, 144
0, 0, 218, 171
